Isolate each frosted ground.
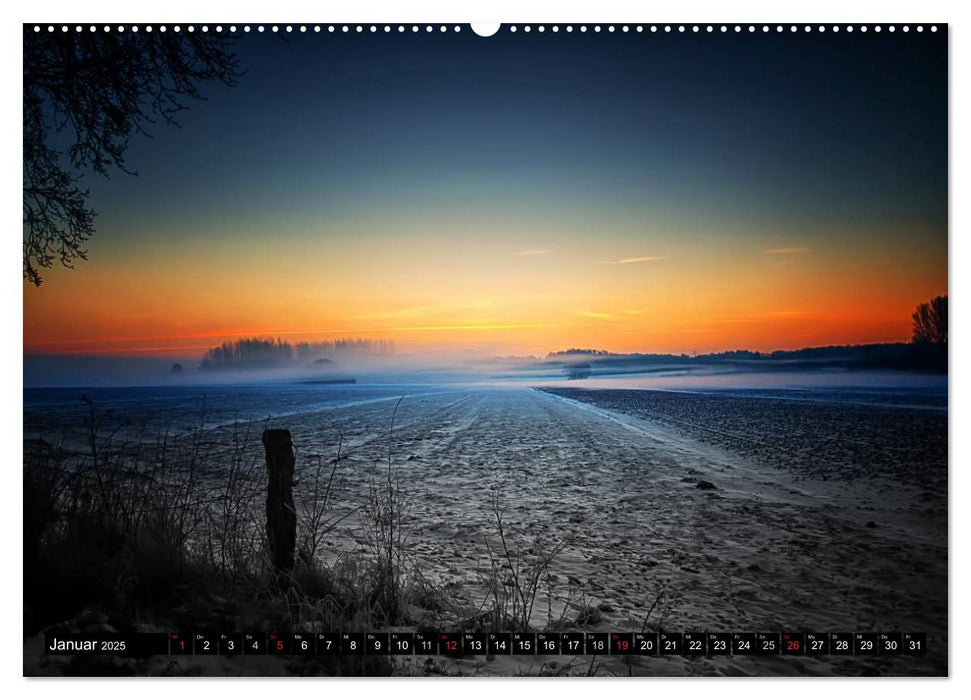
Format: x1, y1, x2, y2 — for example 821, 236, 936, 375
24, 377, 947, 676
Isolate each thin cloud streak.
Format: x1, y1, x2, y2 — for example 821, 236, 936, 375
765, 247, 811, 254
599, 256, 664, 265
513, 249, 552, 256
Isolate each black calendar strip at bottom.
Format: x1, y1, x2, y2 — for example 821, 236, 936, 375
43, 632, 927, 657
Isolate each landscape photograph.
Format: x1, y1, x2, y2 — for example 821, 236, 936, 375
22, 23, 947, 677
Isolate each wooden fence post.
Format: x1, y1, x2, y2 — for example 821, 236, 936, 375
262, 429, 296, 575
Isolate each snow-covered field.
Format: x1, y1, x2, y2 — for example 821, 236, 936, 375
267, 385, 947, 675
24, 381, 947, 676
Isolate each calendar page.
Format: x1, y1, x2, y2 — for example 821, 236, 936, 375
22, 19, 947, 678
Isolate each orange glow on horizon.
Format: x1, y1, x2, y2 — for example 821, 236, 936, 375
23, 221, 947, 360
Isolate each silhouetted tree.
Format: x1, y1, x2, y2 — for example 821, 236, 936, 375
565, 363, 592, 380
912, 295, 948, 345
23, 29, 240, 285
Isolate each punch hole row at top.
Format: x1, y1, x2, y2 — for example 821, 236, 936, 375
30, 24, 941, 35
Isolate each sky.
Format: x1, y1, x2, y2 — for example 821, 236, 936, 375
23, 27, 948, 360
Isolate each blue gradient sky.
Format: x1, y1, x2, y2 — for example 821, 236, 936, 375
24, 28, 947, 358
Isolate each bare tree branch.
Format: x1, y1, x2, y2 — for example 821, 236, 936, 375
22, 29, 241, 285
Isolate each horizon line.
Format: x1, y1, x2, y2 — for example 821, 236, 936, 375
23, 336, 926, 361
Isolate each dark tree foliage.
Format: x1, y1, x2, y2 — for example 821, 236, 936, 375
23, 29, 240, 285
200, 337, 395, 371
912, 295, 948, 345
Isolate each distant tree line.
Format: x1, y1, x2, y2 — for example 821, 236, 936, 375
564, 363, 592, 380
547, 349, 617, 358
549, 348, 768, 361
545, 342, 945, 375
545, 295, 948, 376
200, 337, 395, 371
293, 338, 395, 359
